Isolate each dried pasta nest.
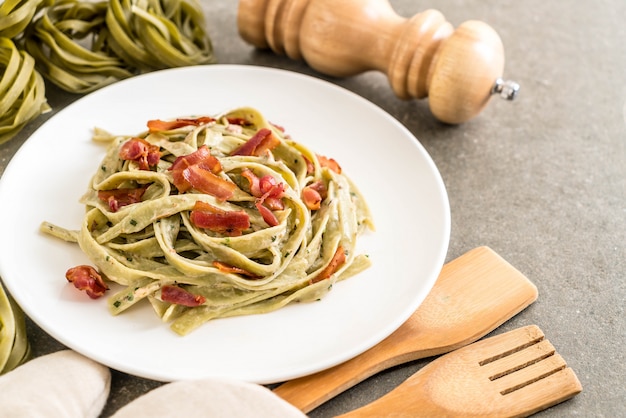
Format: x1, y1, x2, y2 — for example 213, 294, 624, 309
24, 0, 216, 93
23, 0, 136, 93
0, 37, 50, 145
0, 0, 53, 39
106, 0, 216, 70
0, 0, 215, 142
0, 282, 31, 375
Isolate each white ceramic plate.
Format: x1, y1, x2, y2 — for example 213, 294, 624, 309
0, 65, 449, 383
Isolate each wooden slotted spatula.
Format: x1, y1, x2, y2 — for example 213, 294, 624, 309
273, 246, 538, 413
338, 325, 583, 417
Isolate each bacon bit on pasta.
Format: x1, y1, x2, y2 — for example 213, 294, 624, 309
119, 138, 161, 170
65, 265, 108, 299
231, 128, 279, 156
303, 156, 315, 175
169, 147, 234, 200
98, 186, 148, 212
181, 165, 236, 200
311, 246, 346, 284
263, 196, 285, 211
225, 117, 252, 126
242, 169, 285, 199
241, 168, 261, 196
259, 175, 284, 198
212, 261, 261, 279
190, 201, 250, 236
302, 187, 322, 210
147, 117, 214, 132
255, 201, 280, 227
170, 145, 222, 174
241, 168, 285, 224
302, 181, 327, 210
318, 155, 342, 174
161, 285, 206, 307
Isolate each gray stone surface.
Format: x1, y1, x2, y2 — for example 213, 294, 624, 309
0, 1, 623, 416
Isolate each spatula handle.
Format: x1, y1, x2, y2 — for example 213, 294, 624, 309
238, 0, 519, 124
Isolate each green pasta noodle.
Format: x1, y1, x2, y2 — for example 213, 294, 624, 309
0, 37, 49, 144
23, 0, 135, 93
0, 0, 52, 39
42, 107, 374, 335
105, 0, 215, 71
24, 0, 215, 93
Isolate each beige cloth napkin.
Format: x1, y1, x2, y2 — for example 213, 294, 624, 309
112, 378, 306, 418
0, 350, 111, 418
0, 349, 305, 417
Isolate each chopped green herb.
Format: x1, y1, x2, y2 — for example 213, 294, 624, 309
129, 219, 137, 226
113, 301, 121, 308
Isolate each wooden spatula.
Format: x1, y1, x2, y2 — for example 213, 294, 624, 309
273, 246, 538, 413
338, 325, 582, 417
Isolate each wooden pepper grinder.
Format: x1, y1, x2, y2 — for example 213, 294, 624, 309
238, 0, 519, 124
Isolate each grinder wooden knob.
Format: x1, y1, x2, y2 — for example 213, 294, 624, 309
238, 0, 519, 124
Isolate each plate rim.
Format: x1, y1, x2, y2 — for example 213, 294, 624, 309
0, 64, 450, 383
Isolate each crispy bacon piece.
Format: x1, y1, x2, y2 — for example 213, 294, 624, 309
169, 146, 234, 199
303, 156, 315, 175
259, 175, 284, 198
182, 165, 237, 200
65, 265, 108, 299
212, 261, 261, 279
263, 196, 285, 211
258, 178, 284, 226
302, 181, 327, 210
147, 116, 214, 132
302, 187, 322, 210
241, 168, 261, 196
317, 155, 342, 174
170, 145, 222, 174
231, 128, 280, 156
161, 285, 206, 307
241, 169, 285, 224
255, 201, 280, 227
170, 147, 221, 193
311, 246, 346, 284
242, 169, 285, 199
190, 201, 250, 236
304, 155, 341, 174
225, 117, 252, 126
98, 186, 148, 212
119, 138, 161, 170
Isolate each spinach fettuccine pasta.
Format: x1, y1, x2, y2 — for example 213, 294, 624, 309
0, 0, 214, 142
41, 107, 374, 335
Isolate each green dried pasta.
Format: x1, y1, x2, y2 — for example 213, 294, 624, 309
0, 0, 53, 39
24, 0, 135, 93
106, 0, 215, 71
0, 37, 49, 144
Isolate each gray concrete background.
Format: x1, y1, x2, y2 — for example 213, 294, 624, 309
0, 1, 623, 416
